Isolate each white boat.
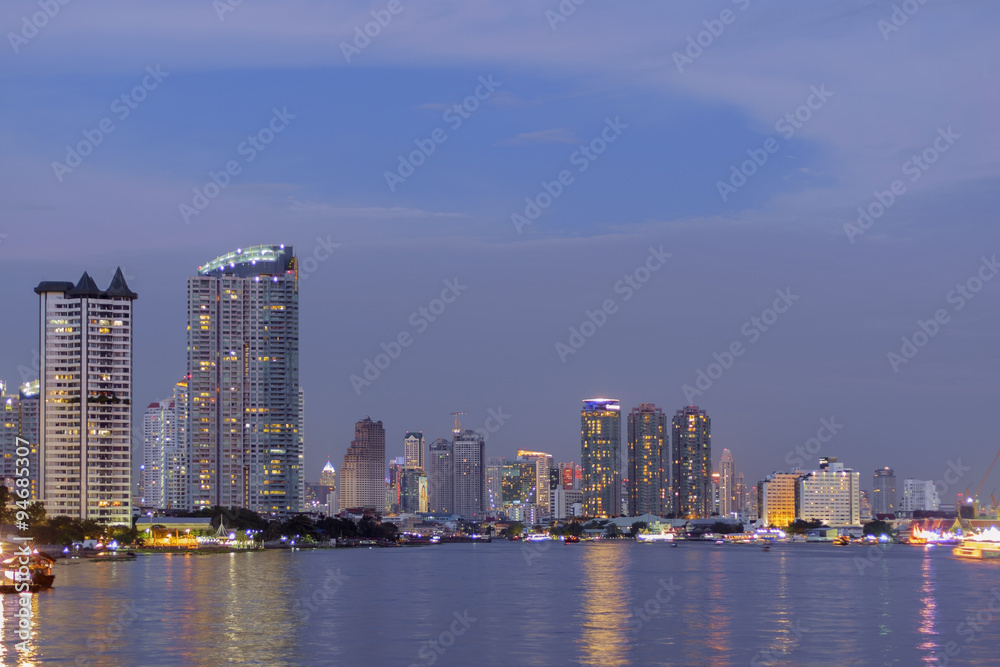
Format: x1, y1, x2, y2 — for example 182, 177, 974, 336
953, 527, 1000, 560
525, 533, 551, 542
635, 522, 676, 542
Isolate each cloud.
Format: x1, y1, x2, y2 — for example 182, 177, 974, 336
285, 198, 468, 220
494, 128, 580, 146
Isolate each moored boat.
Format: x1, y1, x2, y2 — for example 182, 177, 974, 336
1, 552, 56, 593
952, 527, 1000, 560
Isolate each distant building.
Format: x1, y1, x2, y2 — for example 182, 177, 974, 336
404, 431, 424, 469
517, 450, 553, 514
486, 457, 504, 512
0, 380, 40, 499
341, 417, 386, 510
901, 479, 941, 513
759, 471, 801, 527
35, 269, 137, 524
551, 487, 584, 519
719, 449, 736, 517
581, 398, 622, 518
143, 399, 176, 510
502, 460, 536, 514
427, 438, 454, 513
872, 467, 897, 516
399, 466, 427, 514
711, 472, 721, 515
798, 458, 861, 525
453, 429, 486, 518
387, 456, 405, 513
671, 405, 712, 518
627, 403, 666, 516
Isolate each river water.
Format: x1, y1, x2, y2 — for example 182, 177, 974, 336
2, 541, 999, 666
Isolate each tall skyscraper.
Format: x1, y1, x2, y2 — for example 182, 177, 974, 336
627, 403, 666, 516
340, 417, 386, 510
872, 467, 897, 516
581, 398, 621, 518
399, 466, 426, 513
1, 380, 40, 499
387, 456, 405, 513
719, 448, 736, 517
142, 398, 177, 509
404, 431, 424, 469
427, 438, 454, 513
34, 270, 136, 524
186, 245, 302, 514
486, 456, 504, 513
517, 450, 553, 514
735, 471, 746, 516
319, 460, 337, 513
671, 405, 712, 518
453, 429, 486, 518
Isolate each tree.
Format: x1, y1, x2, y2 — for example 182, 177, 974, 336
606, 523, 621, 538
564, 522, 584, 538
786, 519, 825, 535
505, 522, 524, 539
0, 485, 11, 527
629, 521, 648, 537
864, 520, 893, 537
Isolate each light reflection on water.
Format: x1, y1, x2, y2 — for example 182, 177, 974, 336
0, 542, 997, 666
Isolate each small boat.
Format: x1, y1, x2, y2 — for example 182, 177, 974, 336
833, 536, 850, 546
525, 533, 551, 542
564, 535, 580, 544
1, 552, 56, 593
762, 545, 771, 552
715, 540, 725, 545
952, 528, 1000, 560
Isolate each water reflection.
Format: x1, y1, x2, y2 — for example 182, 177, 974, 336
0, 591, 42, 666
578, 544, 629, 666
918, 550, 939, 662
704, 550, 731, 665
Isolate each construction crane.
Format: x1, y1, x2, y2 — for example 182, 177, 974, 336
971, 449, 1000, 502
450, 411, 467, 432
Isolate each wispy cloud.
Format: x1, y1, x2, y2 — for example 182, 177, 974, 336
494, 128, 579, 147
286, 198, 468, 220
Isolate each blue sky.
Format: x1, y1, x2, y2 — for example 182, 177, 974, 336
1, 0, 999, 497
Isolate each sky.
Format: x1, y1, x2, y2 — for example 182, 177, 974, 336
1, 0, 998, 499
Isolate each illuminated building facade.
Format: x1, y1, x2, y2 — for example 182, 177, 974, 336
143, 398, 176, 509
759, 471, 801, 527
35, 269, 136, 524
517, 449, 553, 513
627, 403, 666, 516
486, 456, 504, 513
399, 466, 427, 513
719, 448, 736, 517
186, 245, 302, 514
404, 431, 424, 469
341, 417, 385, 510
501, 461, 536, 513
671, 405, 712, 518
872, 467, 897, 516
0, 380, 40, 499
427, 438, 453, 513
798, 458, 861, 525
581, 398, 621, 518
900, 479, 941, 513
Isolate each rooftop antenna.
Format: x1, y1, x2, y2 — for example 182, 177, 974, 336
451, 411, 467, 432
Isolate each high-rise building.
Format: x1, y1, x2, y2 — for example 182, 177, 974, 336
759, 471, 801, 527
453, 429, 486, 518
860, 489, 873, 521
501, 460, 536, 511
35, 269, 136, 524
399, 466, 425, 513
186, 245, 302, 514
798, 458, 861, 525
901, 479, 941, 513
318, 460, 337, 512
627, 403, 666, 517
387, 456, 405, 513
340, 417, 386, 510
517, 450, 553, 514
671, 405, 712, 518
1, 380, 40, 499
735, 471, 746, 516
486, 456, 504, 513
427, 438, 454, 513
746, 483, 759, 521
711, 472, 721, 515
143, 398, 177, 509
581, 398, 621, 518
404, 431, 424, 469
872, 467, 897, 516
719, 448, 736, 517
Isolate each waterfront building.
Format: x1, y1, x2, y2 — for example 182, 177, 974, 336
671, 405, 712, 518
872, 467, 897, 516
486, 456, 504, 513
453, 429, 486, 518
581, 398, 621, 518
719, 449, 736, 517
798, 458, 861, 525
517, 450, 553, 513
627, 403, 666, 516
186, 245, 302, 514
341, 417, 386, 510
142, 398, 176, 509
759, 471, 802, 527
901, 479, 941, 513
35, 269, 136, 524
0, 380, 40, 499
551, 487, 584, 519
427, 438, 454, 513
404, 431, 424, 469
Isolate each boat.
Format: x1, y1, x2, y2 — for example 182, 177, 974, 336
525, 533, 551, 542
1, 552, 56, 593
833, 536, 850, 546
715, 540, 726, 545
636, 522, 676, 543
564, 535, 580, 543
952, 527, 1000, 560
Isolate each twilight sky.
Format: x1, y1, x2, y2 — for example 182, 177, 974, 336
1, 0, 998, 497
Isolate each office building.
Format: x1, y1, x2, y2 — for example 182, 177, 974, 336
427, 438, 453, 513
872, 467, 897, 516
453, 429, 486, 518
671, 405, 712, 518
627, 403, 666, 516
798, 458, 861, 525
901, 479, 941, 513
35, 269, 136, 524
386, 456, 404, 513
399, 466, 427, 514
486, 456, 504, 513
759, 471, 801, 527
719, 448, 736, 517
404, 431, 424, 469
1, 380, 40, 499
517, 449, 553, 513
186, 245, 302, 514
340, 417, 385, 510
581, 398, 621, 518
